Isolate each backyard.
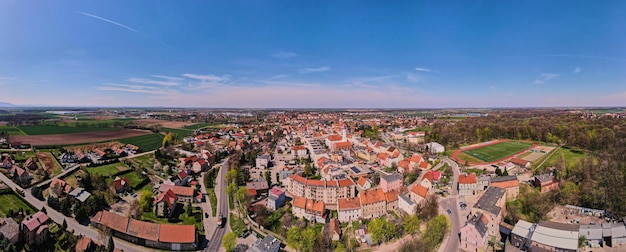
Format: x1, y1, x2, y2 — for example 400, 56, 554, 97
87, 162, 129, 177
0, 192, 36, 218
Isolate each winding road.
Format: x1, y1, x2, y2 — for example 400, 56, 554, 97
205, 157, 231, 252
438, 157, 462, 252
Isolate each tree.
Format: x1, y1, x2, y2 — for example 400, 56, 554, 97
129, 198, 141, 219
301, 227, 316, 252
187, 202, 193, 216
139, 190, 154, 212
62, 219, 68, 230
367, 217, 395, 243
495, 167, 502, 176
403, 214, 420, 236
236, 187, 249, 206
222, 232, 236, 252
106, 235, 115, 252
287, 226, 303, 251
265, 171, 272, 188
423, 215, 449, 250
503, 167, 509, 176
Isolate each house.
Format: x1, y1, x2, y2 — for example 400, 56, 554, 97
9, 165, 32, 186
49, 178, 72, 198
409, 154, 429, 172
426, 142, 445, 154
460, 212, 489, 252
477, 175, 490, 191
249, 234, 281, 252
379, 173, 403, 193
420, 171, 435, 189
292, 196, 307, 220
113, 177, 131, 194
458, 173, 478, 195
490, 176, 520, 200
397, 193, 416, 215
533, 173, 559, 193
291, 145, 308, 159
328, 218, 341, 241
0, 218, 19, 245
76, 235, 97, 252
609, 222, 626, 247
292, 196, 326, 223
158, 184, 195, 203
377, 153, 390, 167
0, 154, 13, 169
20, 211, 49, 246
384, 190, 399, 212
24, 157, 38, 170
359, 188, 387, 219
154, 189, 177, 217
284, 175, 356, 204
530, 221, 579, 252
579, 224, 603, 248
510, 157, 531, 169
409, 184, 429, 206
90, 210, 196, 251
246, 180, 270, 194
357, 177, 371, 190
332, 141, 353, 152
68, 187, 91, 203
472, 187, 506, 240
266, 187, 286, 211
337, 197, 361, 223
256, 154, 271, 169
510, 220, 535, 250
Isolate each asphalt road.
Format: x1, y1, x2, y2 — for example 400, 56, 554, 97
205, 157, 231, 252
438, 157, 462, 252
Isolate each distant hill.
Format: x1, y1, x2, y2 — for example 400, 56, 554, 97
0, 102, 15, 107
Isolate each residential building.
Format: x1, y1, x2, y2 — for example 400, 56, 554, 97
291, 145, 308, 159
24, 157, 38, 170
359, 188, 386, 219
0, 218, 19, 245
285, 175, 356, 205
154, 189, 177, 217
49, 178, 72, 198
533, 173, 559, 193
20, 211, 49, 246
397, 193, 416, 215
490, 176, 520, 200
9, 165, 32, 186
510, 220, 535, 250
477, 175, 490, 191
328, 218, 341, 241
384, 190, 399, 212
420, 171, 435, 189
460, 212, 489, 252
266, 188, 286, 211
409, 184, 429, 206
256, 154, 271, 169
379, 173, 403, 192
249, 235, 281, 252
113, 177, 131, 194
609, 223, 626, 247
292, 196, 326, 223
357, 177, 371, 190
337, 197, 361, 223
530, 221, 579, 252
458, 173, 478, 195
158, 184, 195, 203
472, 187, 506, 240
579, 224, 603, 248
68, 187, 92, 203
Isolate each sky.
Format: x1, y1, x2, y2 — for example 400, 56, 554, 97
1, 1, 626, 108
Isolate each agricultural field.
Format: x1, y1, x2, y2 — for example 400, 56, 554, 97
18, 125, 117, 135
162, 127, 194, 138
11, 129, 151, 146
36, 152, 63, 176
0, 126, 26, 135
117, 133, 164, 152
0, 192, 36, 217
183, 123, 222, 130
87, 162, 129, 177
462, 141, 533, 162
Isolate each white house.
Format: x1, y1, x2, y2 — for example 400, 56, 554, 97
398, 193, 416, 215
337, 198, 361, 223
426, 142, 445, 154
256, 154, 271, 169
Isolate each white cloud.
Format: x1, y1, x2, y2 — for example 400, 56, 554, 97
151, 75, 184, 81
534, 73, 560, 84
573, 67, 582, 74
98, 83, 173, 95
299, 66, 331, 73
271, 51, 297, 59
182, 73, 230, 82
414, 67, 434, 73
127, 77, 181, 86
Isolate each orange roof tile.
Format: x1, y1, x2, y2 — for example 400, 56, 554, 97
337, 198, 361, 210
289, 174, 307, 184
334, 141, 352, 149
127, 219, 159, 241
357, 177, 368, 187
312, 200, 325, 214
98, 211, 129, 233
459, 173, 477, 184
384, 191, 399, 203
377, 152, 389, 160
359, 188, 385, 205
337, 178, 355, 187
307, 180, 326, 187
422, 171, 435, 182
158, 224, 195, 243
172, 186, 194, 197
410, 154, 424, 163
491, 180, 519, 189
411, 185, 428, 198
293, 196, 307, 209
327, 135, 343, 141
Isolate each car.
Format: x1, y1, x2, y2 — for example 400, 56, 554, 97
447, 209, 452, 215
240, 230, 250, 238
205, 212, 209, 218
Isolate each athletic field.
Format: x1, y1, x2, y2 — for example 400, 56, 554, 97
462, 141, 532, 162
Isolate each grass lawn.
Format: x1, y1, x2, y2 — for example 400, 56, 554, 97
117, 134, 164, 152
4, 150, 37, 162
141, 205, 204, 234
0, 126, 26, 135
126, 154, 156, 171
540, 147, 587, 169
162, 128, 194, 138
456, 151, 484, 164
464, 168, 489, 175
0, 193, 36, 217
462, 141, 533, 162
207, 188, 217, 217
18, 125, 116, 135
88, 162, 128, 177
117, 171, 146, 187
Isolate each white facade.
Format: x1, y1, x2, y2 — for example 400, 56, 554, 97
398, 194, 416, 215
338, 208, 361, 223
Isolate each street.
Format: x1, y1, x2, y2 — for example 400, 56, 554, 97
205, 157, 231, 252
438, 157, 462, 252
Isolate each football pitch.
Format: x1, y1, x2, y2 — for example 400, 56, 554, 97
462, 141, 532, 162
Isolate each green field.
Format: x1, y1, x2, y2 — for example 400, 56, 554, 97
107, 171, 146, 188
18, 125, 116, 135
163, 127, 194, 137
117, 134, 164, 151
462, 141, 533, 162
0, 193, 36, 217
540, 147, 587, 169
183, 123, 223, 130
88, 162, 128, 177
0, 126, 26, 136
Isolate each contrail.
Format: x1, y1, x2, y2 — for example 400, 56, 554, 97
77, 11, 146, 36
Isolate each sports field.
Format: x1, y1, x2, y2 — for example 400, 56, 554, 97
462, 141, 533, 162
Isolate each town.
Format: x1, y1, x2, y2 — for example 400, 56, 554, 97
0, 108, 624, 252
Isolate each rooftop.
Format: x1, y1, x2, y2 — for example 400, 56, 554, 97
473, 186, 506, 216
532, 221, 579, 251
381, 173, 403, 183
250, 235, 281, 252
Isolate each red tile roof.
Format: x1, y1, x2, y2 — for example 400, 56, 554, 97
127, 219, 159, 241
384, 190, 399, 203
337, 197, 361, 210
158, 224, 196, 243
327, 135, 343, 141
97, 211, 129, 233
357, 177, 368, 187
359, 188, 385, 205
411, 185, 428, 198
510, 158, 530, 166
293, 196, 307, 209
459, 173, 477, 184
22, 211, 48, 232
334, 141, 352, 149
422, 171, 435, 182
337, 178, 355, 187
248, 188, 257, 196
491, 179, 519, 189
291, 145, 307, 150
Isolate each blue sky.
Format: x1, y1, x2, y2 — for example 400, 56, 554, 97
1, 1, 625, 108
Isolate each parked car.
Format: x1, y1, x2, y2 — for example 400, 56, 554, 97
447, 209, 452, 215
205, 212, 209, 218
240, 230, 250, 238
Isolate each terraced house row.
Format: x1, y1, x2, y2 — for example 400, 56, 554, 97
284, 174, 356, 205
